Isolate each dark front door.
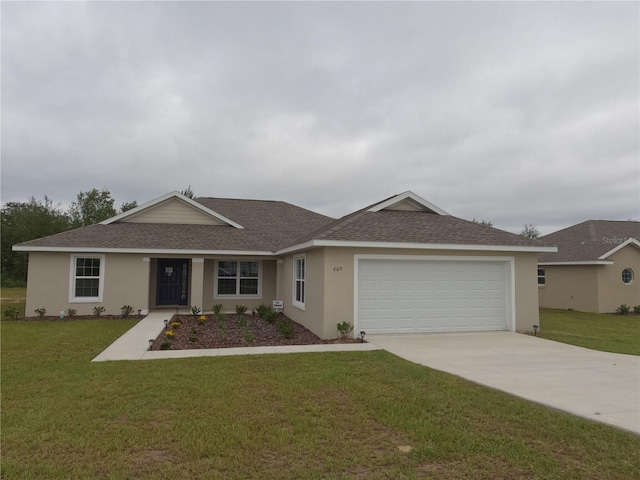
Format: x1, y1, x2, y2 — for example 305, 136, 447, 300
157, 259, 189, 305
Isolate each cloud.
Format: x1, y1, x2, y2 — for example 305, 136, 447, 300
1, 1, 638, 234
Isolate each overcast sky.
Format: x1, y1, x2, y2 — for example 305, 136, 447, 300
2, 1, 638, 235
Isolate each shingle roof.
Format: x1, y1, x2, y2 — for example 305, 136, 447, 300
15, 193, 553, 253
284, 208, 550, 248
538, 220, 640, 263
15, 198, 335, 252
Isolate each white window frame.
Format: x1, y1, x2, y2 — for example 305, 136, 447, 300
293, 255, 306, 310
69, 255, 105, 303
622, 268, 634, 284
214, 260, 262, 299
538, 267, 546, 287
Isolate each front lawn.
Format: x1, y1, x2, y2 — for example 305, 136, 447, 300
2, 320, 639, 479
539, 308, 640, 355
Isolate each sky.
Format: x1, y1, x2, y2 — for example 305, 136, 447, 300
2, 1, 639, 235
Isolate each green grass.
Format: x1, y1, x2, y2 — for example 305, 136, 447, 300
539, 308, 640, 355
2, 320, 639, 479
1, 287, 26, 317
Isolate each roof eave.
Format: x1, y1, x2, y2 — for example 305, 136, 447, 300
367, 191, 450, 215
12, 245, 274, 256
538, 261, 615, 265
598, 238, 640, 259
276, 240, 557, 255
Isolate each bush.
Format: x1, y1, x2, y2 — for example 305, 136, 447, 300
34, 307, 46, 318
120, 305, 134, 318
3, 307, 20, 321
66, 308, 77, 318
634, 305, 640, 314
616, 304, 630, 315
256, 303, 270, 317
277, 319, 295, 339
93, 306, 105, 318
235, 305, 248, 316
190, 305, 201, 316
212, 304, 223, 314
263, 309, 278, 324
336, 321, 354, 339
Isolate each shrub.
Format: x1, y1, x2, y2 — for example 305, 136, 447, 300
93, 306, 105, 318
239, 315, 247, 328
242, 327, 254, 343
66, 308, 77, 318
160, 342, 171, 350
34, 307, 46, 318
263, 309, 278, 324
235, 305, 248, 316
256, 303, 270, 317
277, 319, 295, 339
120, 305, 134, 318
212, 304, 223, 314
634, 305, 640, 314
616, 304, 631, 315
190, 305, 202, 316
3, 307, 20, 321
336, 321, 354, 339
197, 315, 207, 325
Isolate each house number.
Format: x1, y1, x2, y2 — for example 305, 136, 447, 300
333, 266, 343, 271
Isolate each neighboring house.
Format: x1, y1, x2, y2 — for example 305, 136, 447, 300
538, 220, 640, 313
14, 191, 555, 339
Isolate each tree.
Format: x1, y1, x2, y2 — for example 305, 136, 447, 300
472, 218, 493, 228
1, 197, 71, 285
521, 223, 541, 239
69, 188, 117, 227
180, 185, 195, 199
120, 201, 138, 213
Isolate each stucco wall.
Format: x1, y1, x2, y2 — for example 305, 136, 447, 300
537, 265, 599, 312
25, 252, 150, 316
597, 247, 640, 312
282, 247, 540, 339
281, 249, 326, 338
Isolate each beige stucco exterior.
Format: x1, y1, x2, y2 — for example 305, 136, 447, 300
279, 247, 540, 339
538, 245, 640, 313
26, 252, 278, 317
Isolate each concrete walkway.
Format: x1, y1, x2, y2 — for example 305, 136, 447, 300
91, 312, 380, 362
367, 332, 640, 435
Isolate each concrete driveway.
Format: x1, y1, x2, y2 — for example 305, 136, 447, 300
368, 332, 640, 435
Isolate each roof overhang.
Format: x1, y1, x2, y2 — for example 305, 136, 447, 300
367, 191, 450, 215
12, 246, 273, 256
598, 237, 640, 260
276, 240, 557, 255
538, 261, 614, 266
100, 191, 244, 229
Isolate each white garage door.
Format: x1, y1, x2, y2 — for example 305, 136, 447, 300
357, 258, 510, 334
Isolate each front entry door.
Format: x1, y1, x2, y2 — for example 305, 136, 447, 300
157, 259, 189, 306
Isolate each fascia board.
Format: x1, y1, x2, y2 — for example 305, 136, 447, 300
598, 238, 640, 259
100, 191, 245, 229
12, 245, 273, 256
277, 239, 557, 255
367, 191, 450, 215
538, 261, 614, 266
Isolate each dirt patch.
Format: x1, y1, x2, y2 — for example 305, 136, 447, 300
150, 313, 359, 350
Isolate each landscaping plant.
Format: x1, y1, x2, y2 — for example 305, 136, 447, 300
336, 321, 354, 339
616, 304, 630, 315
92, 306, 105, 318
34, 307, 46, 318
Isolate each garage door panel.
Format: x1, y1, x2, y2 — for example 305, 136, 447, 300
358, 259, 509, 334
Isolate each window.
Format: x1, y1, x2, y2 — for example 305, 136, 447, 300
622, 268, 634, 284
70, 255, 104, 302
216, 260, 259, 296
293, 256, 305, 309
538, 268, 546, 286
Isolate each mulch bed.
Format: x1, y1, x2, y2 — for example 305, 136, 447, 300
151, 313, 359, 350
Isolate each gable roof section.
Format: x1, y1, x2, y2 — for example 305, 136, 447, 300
538, 220, 640, 264
102, 192, 244, 228
14, 198, 334, 254
368, 191, 450, 215
279, 194, 555, 254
